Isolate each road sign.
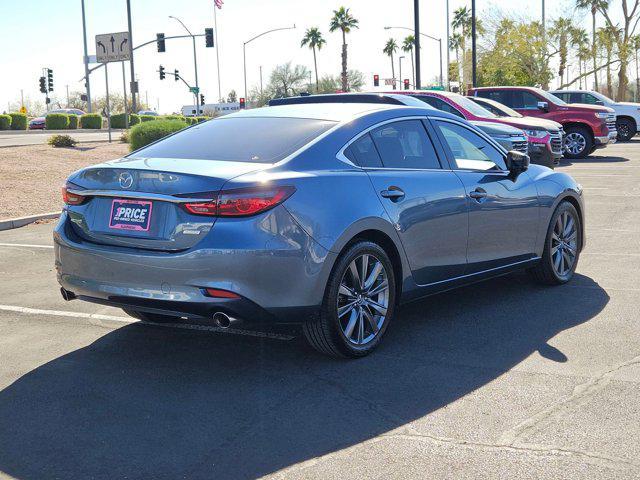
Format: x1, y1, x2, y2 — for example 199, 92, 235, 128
19, 106, 27, 114
189, 87, 200, 95
95, 32, 131, 63
384, 78, 396, 86
424, 86, 445, 91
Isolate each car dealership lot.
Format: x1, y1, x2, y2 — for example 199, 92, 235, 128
0, 143, 639, 479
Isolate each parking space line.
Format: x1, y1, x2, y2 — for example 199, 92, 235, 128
0, 304, 294, 341
0, 243, 53, 249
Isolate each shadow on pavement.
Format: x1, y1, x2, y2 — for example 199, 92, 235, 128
560, 155, 629, 166
0, 272, 608, 479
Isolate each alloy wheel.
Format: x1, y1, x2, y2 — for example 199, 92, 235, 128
564, 132, 586, 155
337, 254, 389, 346
551, 210, 578, 278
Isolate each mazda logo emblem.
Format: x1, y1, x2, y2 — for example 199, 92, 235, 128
118, 172, 134, 189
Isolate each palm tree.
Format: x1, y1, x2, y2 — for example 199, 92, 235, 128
597, 25, 619, 98
575, 0, 600, 89
550, 18, 573, 87
402, 35, 416, 87
329, 7, 359, 92
571, 28, 590, 88
449, 32, 463, 84
301, 27, 326, 92
451, 6, 481, 91
383, 38, 398, 89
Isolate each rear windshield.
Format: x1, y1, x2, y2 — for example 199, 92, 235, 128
129, 117, 337, 163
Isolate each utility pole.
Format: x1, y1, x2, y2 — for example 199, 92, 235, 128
446, 0, 450, 90
414, 0, 421, 89
213, 5, 222, 102
81, 0, 92, 112
121, 62, 128, 129
471, 0, 477, 88
259, 65, 263, 96
66, 85, 69, 107
20, 89, 24, 108
126, 0, 137, 113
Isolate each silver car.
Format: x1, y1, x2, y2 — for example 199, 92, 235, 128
55, 103, 585, 358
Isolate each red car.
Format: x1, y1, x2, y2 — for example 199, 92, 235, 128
468, 86, 617, 159
386, 90, 564, 168
28, 108, 86, 130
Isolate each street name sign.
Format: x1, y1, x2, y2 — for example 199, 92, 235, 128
95, 32, 131, 63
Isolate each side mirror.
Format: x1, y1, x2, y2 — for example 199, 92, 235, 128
537, 101, 549, 112
505, 150, 530, 176
595, 100, 605, 106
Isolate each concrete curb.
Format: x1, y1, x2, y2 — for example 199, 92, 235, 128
0, 212, 61, 231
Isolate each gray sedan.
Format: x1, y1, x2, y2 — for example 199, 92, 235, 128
54, 103, 584, 358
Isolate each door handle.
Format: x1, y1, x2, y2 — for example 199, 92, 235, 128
468, 188, 488, 201
381, 188, 405, 201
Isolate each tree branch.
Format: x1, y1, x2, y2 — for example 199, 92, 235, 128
558, 59, 621, 89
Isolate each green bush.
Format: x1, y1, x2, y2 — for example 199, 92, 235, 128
139, 115, 158, 122
130, 113, 140, 126
0, 114, 11, 130
129, 119, 187, 151
80, 113, 102, 129
195, 116, 209, 123
110, 113, 142, 129
67, 114, 79, 129
9, 113, 27, 130
45, 113, 70, 130
48, 134, 78, 148
163, 115, 185, 121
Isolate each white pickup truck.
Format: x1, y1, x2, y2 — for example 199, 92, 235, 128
550, 89, 640, 141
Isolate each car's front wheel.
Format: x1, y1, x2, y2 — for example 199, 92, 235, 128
529, 201, 582, 285
616, 117, 636, 142
303, 241, 396, 358
563, 126, 593, 159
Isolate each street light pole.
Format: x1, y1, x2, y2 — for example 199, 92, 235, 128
170, 16, 200, 114
126, 0, 137, 113
385, 26, 443, 87
399, 56, 405, 88
446, 0, 450, 90
414, 0, 421, 89
80, 0, 92, 112
471, 0, 477, 88
243, 25, 296, 102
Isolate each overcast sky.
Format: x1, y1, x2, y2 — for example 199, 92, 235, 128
0, 0, 590, 113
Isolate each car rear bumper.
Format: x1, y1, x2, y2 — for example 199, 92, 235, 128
54, 208, 334, 325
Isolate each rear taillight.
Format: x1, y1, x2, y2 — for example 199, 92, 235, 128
183, 186, 295, 217
62, 184, 86, 205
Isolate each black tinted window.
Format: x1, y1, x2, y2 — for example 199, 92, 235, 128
554, 92, 571, 103
130, 117, 336, 163
415, 96, 464, 118
511, 91, 541, 109
346, 133, 383, 168
478, 90, 509, 105
435, 121, 506, 171
370, 120, 441, 169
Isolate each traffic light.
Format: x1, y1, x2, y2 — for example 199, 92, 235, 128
47, 69, 53, 92
403, 79, 410, 90
39, 76, 46, 94
174, 69, 179, 81
157, 33, 166, 53
200, 94, 205, 105
205, 28, 214, 48
239, 97, 246, 109
373, 74, 379, 87
159, 65, 165, 80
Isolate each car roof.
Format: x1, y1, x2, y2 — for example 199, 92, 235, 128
232, 102, 405, 121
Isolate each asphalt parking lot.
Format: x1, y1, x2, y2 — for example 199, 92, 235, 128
0, 142, 639, 479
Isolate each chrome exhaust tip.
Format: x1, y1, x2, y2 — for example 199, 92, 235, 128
60, 287, 76, 301
212, 312, 232, 328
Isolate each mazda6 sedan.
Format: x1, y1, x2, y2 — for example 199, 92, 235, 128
54, 103, 584, 358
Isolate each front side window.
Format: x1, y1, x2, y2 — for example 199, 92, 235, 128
370, 120, 441, 169
511, 91, 542, 110
477, 90, 509, 105
434, 120, 506, 171
553, 92, 571, 103
129, 117, 337, 163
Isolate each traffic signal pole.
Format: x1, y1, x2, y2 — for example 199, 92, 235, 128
81, 0, 92, 112
126, 0, 137, 113
414, 0, 421, 89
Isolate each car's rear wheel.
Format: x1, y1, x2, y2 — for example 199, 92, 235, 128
616, 117, 636, 142
529, 201, 581, 285
303, 241, 396, 358
563, 126, 593, 159
123, 308, 182, 323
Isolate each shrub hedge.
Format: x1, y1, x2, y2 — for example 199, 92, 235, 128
67, 114, 79, 129
139, 115, 157, 122
0, 114, 11, 130
80, 113, 102, 129
45, 113, 70, 130
129, 119, 187, 151
163, 115, 186, 121
110, 113, 142, 129
9, 113, 28, 130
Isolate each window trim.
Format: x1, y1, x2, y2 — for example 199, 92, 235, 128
337, 116, 447, 172
428, 117, 510, 174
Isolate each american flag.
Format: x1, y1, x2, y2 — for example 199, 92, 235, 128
214, 0, 223, 8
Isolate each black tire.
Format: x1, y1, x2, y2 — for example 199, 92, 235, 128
302, 240, 397, 358
122, 308, 182, 323
529, 201, 582, 285
616, 117, 636, 142
563, 126, 593, 159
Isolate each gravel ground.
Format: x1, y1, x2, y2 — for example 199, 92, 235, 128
0, 142, 128, 219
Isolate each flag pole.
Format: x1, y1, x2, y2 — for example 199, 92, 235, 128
214, 4, 222, 102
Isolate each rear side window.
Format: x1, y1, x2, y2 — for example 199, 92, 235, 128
554, 92, 571, 103
129, 117, 336, 163
414, 96, 465, 118
345, 133, 383, 168
370, 120, 441, 169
